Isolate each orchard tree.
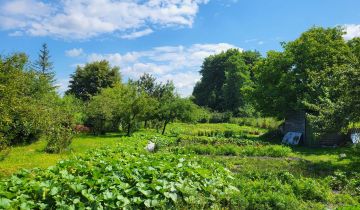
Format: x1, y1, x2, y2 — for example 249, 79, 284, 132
135, 73, 157, 96
67, 60, 121, 101
119, 84, 157, 136
86, 86, 121, 135
86, 84, 157, 136
158, 97, 199, 135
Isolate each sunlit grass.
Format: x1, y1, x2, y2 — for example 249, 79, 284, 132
1, 123, 358, 179
0, 133, 148, 177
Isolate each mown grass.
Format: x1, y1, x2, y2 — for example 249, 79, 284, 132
0, 133, 148, 177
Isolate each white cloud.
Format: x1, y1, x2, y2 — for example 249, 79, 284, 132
65, 48, 84, 57
343, 24, 360, 40
8, 31, 22, 36
83, 43, 240, 96
121, 28, 154, 39
0, 0, 209, 39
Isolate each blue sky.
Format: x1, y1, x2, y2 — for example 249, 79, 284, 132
0, 0, 360, 96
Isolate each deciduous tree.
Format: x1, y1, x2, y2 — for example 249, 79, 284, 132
67, 60, 121, 101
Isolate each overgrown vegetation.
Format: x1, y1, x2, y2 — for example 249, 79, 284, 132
1, 26, 360, 209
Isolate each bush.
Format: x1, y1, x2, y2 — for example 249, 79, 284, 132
45, 127, 74, 153
209, 112, 232, 123
224, 130, 234, 138
261, 129, 283, 142
0, 135, 10, 161
0, 54, 54, 146
74, 124, 90, 133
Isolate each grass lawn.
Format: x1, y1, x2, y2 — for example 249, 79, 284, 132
0, 133, 148, 177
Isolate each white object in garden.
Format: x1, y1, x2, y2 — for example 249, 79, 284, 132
145, 141, 156, 152
282, 132, 302, 145
351, 132, 360, 144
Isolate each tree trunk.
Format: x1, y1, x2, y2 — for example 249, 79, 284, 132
162, 121, 168, 135
144, 120, 148, 128
127, 123, 131, 136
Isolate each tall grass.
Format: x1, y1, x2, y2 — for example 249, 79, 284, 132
230, 117, 283, 130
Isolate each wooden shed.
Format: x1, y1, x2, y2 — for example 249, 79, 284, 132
283, 110, 346, 146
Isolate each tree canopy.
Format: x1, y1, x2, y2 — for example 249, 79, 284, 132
0, 53, 79, 153
253, 26, 360, 134
192, 49, 261, 115
67, 60, 121, 101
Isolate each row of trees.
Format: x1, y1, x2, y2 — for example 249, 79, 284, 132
193, 26, 360, 136
65, 61, 203, 136
0, 48, 204, 154
86, 75, 199, 136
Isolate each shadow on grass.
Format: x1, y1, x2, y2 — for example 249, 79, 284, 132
76, 133, 125, 139
293, 159, 360, 177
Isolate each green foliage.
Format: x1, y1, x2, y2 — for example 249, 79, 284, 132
167, 123, 267, 137
45, 127, 74, 153
176, 144, 291, 157
209, 111, 233, 123
157, 93, 200, 134
44, 95, 82, 153
85, 77, 201, 136
86, 84, 157, 136
67, 60, 121, 101
253, 26, 360, 135
0, 53, 55, 146
0, 53, 81, 153
230, 117, 283, 130
0, 148, 239, 209
193, 49, 260, 115
1, 123, 359, 209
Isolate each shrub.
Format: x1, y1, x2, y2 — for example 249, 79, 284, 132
209, 112, 232, 123
0, 135, 10, 161
45, 127, 74, 153
261, 129, 283, 143
224, 130, 234, 138
74, 124, 90, 133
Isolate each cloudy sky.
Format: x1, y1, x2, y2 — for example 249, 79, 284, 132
1, 0, 360, 96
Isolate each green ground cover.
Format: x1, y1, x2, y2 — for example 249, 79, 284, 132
0, 123, 359, 209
